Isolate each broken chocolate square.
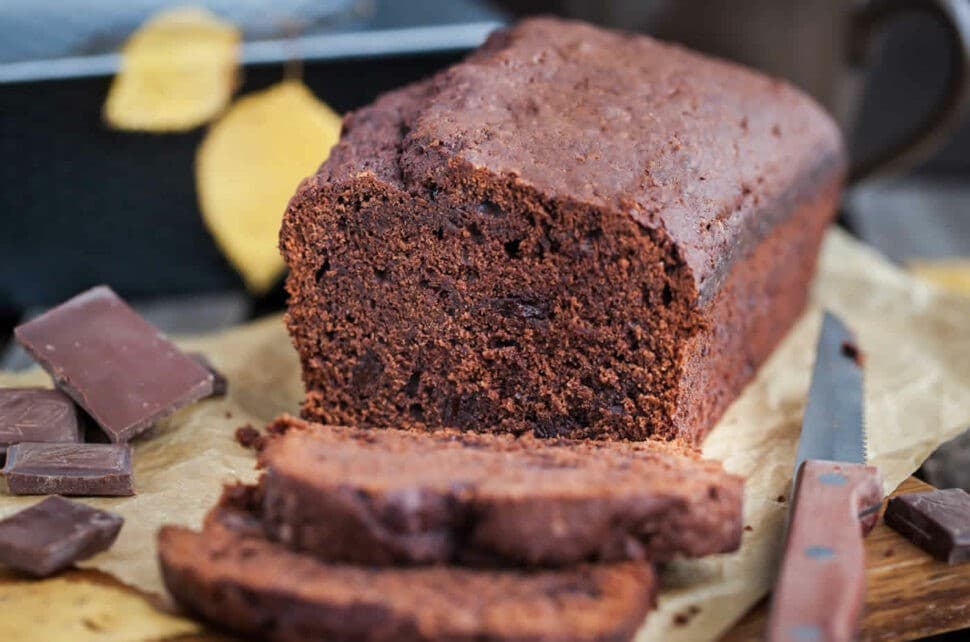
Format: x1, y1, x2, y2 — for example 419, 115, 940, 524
0, 495, 123, 577
884, 488, 970, 565
14, 286, 214, 442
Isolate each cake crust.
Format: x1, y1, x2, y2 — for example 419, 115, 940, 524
159, 512, 657, 642
281, 17, 845, 442
252, 416, 742, 566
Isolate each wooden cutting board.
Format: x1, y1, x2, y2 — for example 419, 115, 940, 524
722, 477, 970, 642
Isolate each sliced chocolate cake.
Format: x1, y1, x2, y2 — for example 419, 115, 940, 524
250, 416, 742, 566
159, 505, 656, 642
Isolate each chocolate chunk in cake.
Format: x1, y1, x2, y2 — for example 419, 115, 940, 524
252, 415, 742, 566
280, 17, 845, 443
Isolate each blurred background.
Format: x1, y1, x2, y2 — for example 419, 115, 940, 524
1, 1, 968, 489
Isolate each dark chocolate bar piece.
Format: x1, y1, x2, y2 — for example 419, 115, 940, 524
0, 388, 83, 454
14, 286, 214, 442
189, 353, 228, 397
885, 488, 970, 565
3, 442, 134, 496
0, 495, 123, 577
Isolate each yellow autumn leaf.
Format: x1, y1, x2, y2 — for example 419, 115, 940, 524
104, 6, 240, 132
909, 259, 970, 296
0, 576, 201, 642
196, 80, 343, 292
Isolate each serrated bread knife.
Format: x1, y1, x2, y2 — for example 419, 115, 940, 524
767, 311, 884, 642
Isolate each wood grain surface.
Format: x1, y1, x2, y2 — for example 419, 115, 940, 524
723, 477, 970, 642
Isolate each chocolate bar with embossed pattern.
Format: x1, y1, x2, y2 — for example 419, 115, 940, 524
2, 442, 134, 496
0, 388, 83, 455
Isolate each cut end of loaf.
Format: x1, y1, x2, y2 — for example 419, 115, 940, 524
283, 169, 701, 440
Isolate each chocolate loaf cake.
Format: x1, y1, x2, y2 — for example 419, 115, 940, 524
159, 505, 656, 642
281, 17, 845, 443
252, 415, 742, 565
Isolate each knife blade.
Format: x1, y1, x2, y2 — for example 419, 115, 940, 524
794, 311, 867, 472
767, 311, 884, 642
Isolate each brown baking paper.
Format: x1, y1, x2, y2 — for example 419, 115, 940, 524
0, 572, 202, 642
1, 228, 968, 641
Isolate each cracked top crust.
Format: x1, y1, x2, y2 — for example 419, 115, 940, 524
299, 16, 845, 301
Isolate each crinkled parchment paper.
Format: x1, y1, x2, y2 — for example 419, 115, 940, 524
1, 228, 968, 641
0, 571, 201, 642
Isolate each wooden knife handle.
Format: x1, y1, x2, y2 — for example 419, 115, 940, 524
767, 460, 883, 642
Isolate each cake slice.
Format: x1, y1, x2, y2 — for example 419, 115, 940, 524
280, 17, 845, 444
159, 504, 657, 642
251, 415, 742, 566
